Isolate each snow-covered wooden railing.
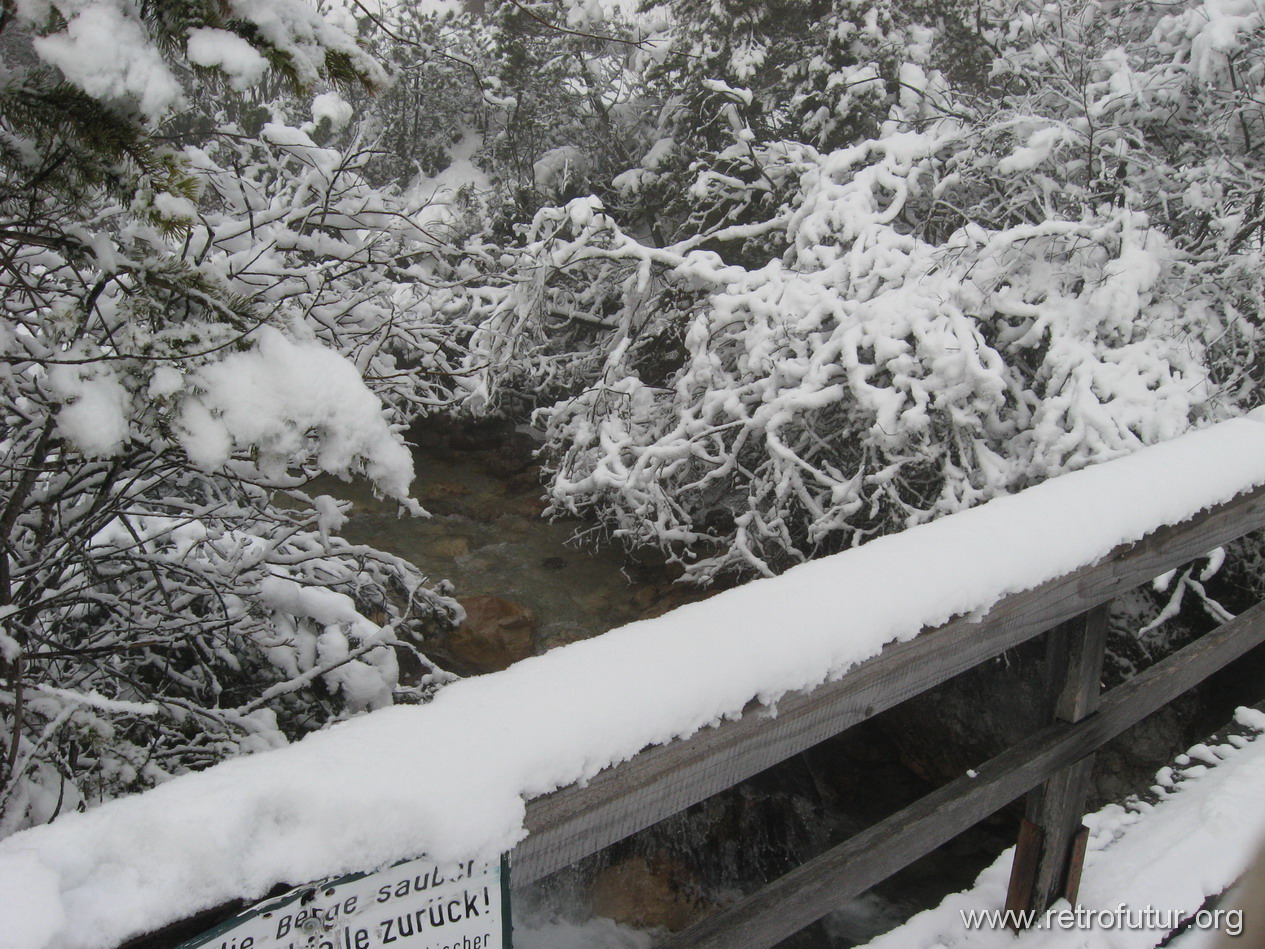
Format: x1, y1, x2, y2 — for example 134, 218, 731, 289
5, 416, 1265, 949
516, 477, 1265, 949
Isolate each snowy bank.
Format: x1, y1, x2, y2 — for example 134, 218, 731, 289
5, 414, 1265, 949
852, 709, 1265, 949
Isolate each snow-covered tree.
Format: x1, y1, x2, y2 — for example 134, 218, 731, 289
360, 0, 649, 228
611, 0, 918, 263
355, 2, 489, 186
340, 0, 664, 418
526, 0, 1263, 582
0, 1, 459, 834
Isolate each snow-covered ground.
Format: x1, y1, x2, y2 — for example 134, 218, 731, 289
852, 708, 1265, 949
4, 413, 1265, 949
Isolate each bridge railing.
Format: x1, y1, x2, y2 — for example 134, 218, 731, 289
513, 483, 1265, 949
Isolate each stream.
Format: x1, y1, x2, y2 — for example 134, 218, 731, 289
317, 418, 710, 668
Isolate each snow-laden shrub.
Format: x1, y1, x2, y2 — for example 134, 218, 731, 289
184, 100, 470, 423
529, 0, 1265, 582
537, 151, 1221, 580
0, 468, 457, 835
0, 2, 464, 836
448, 196, 707, 414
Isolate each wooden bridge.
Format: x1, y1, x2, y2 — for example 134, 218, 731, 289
512, 483, 1265, 948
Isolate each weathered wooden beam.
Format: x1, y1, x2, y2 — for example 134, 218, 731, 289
514, 484, 1265, 886
1006, 604, 1110, 917
1063, 824, 1091, 904
651, 595, 1265, 949
1004, 819, 1044, 917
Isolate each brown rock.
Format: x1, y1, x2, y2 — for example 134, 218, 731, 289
579, 590, 618, 615
503, 466, 544, 494
509, 494, 549, 517
420, 481, 470, 500
590, 853, 710, 931
447, 595, 537, 673
430, 535, 472, 558
493, 514, 532, 537
631, 585, 663, 611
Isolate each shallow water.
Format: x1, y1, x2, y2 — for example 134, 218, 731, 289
310, 426, 689, 657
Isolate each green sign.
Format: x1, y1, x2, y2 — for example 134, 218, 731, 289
178, 855, 511, 949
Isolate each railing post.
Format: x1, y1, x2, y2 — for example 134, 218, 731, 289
1005, 603, 1110, 920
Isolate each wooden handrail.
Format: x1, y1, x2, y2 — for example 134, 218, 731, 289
514, 483, 1265, 887
655, 595, 1265, 948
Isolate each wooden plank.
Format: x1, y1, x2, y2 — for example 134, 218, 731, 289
1063, 824, 1091, 904
1013, 605, 1110, 914
1050, 605, 1112, 723
1003, 819, 1043, 921
514, 484, 1265, 886
652, 596, 1265, 949
1022, 759, 1095, 910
